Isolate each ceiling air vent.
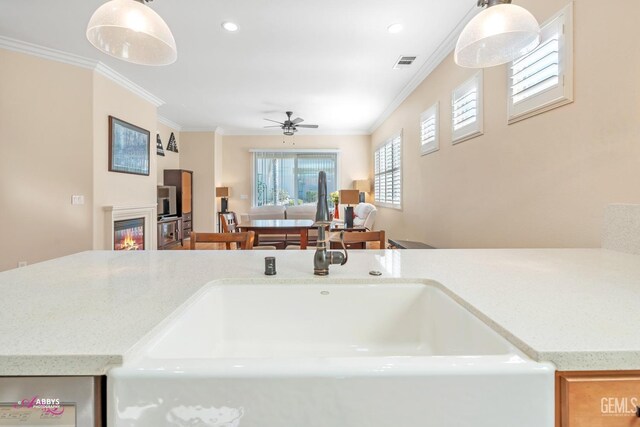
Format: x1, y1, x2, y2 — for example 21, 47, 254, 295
394, 55, 417, 69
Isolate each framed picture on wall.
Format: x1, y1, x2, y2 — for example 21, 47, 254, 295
108, 116, 150, 176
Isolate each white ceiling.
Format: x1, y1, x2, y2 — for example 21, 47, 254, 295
0, 0, 476, 134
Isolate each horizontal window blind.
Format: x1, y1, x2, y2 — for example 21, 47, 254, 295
452, 88, 477, 131
254, 151, 337, 207
451, 71, 483, 143
374, 133, 401, 207
508, 4, 572, 122
420, 103, 438, 155
511, 36, 560, 104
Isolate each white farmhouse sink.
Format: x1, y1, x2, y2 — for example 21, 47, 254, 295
108, 281, 554, 427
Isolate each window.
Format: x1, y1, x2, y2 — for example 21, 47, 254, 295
374, 132, 402, 208
451, 71, 483, 144
253, 150, 338, 206
508, 3, 574, 123
420, 102, 439, 156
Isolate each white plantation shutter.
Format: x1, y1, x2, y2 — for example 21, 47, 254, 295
374, 132, 402, 208
451, 71, 483, 144
511, 37, 560, 104
453, 89, 477, 130
420, 103, 439, 155
508, 3, 573, 122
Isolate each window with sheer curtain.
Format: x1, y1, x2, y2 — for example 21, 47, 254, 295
253, 151, 338, 207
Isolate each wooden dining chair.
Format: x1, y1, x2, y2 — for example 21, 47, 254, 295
220, 212, 278, 250
219, 212, 239, 233
338, 230, 386, 249
189, 231, 255, 250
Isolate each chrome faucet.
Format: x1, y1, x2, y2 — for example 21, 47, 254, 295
314, 171, 348, 275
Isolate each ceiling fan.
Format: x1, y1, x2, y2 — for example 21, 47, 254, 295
264, 111, 319, 136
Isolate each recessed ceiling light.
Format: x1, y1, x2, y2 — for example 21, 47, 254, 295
222, 22, 239, 32
387, 23, 404, 34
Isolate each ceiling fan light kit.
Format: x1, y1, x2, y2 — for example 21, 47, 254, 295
264, 111, 319, 136
86, 0, 177, 66
455, 0, 540, 68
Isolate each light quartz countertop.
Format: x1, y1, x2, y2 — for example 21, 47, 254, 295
1, 248, 639, 375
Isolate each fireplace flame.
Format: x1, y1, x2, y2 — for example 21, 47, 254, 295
122, 230, 139, 250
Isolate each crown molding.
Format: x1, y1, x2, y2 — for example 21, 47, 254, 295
0, 35, 97, 70
180, 126, 223, 133
0, 35, 164, 107
94, 63, 164, 107
368, 5, 480, 134
157, 115, 183, 131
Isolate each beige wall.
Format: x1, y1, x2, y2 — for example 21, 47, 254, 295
220, 135, 371, 215
156, 122, 180, 185
0, 49, 94, 271
92, 74, 158, 249
372, 0, 640, 248
180, 132, 216, 232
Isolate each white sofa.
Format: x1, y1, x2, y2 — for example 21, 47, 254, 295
241, 203, 376, 229
239, 205, 286, 223
284, 204, 317, 220
239, 204, 317, 222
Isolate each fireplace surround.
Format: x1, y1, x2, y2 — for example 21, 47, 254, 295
104, 204, 157, 250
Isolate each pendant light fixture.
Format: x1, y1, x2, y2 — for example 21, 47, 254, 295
455, 0, 540, 68
86, 0, 177, 66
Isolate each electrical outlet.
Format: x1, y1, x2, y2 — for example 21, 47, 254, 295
17, 261, 27, 268
71, 195, 85, 205
240, 194, 248, 200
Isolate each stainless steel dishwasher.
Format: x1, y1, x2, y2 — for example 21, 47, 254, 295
0, 377, 100, 427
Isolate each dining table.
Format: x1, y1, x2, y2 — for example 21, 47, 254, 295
237, 219, 316, 249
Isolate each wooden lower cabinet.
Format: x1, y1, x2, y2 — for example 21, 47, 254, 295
164, 169, 193, 240
557, 371, 640, 426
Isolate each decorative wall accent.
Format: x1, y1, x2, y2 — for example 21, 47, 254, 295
108, 116, 150, 176
156, 134, 165, 156
166, 132, 178, 153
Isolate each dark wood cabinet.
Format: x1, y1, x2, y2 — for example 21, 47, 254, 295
164, 169, 193, 240
157, 216, 182, 250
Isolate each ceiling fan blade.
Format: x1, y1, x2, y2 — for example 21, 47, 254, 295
295, 124, 319, 128
291, 117, 304, 124
264, 125, 282, 128
264, 118, 284, 125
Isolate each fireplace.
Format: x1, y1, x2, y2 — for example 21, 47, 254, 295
104, 204, 157, 250
114, 217, 145, 251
